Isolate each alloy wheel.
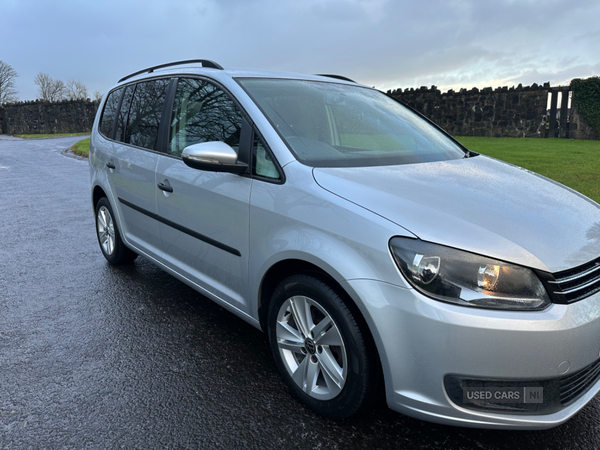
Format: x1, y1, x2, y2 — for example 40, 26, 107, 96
97, 205, 115, 256
275, 295, 347, 400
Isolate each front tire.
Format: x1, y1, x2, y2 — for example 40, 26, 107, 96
267, 274, 377, 418
95, 197, 137, 264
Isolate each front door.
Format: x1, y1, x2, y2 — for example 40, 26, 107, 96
155, 77, 252, 312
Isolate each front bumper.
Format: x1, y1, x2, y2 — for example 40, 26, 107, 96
345, 279, 600, 429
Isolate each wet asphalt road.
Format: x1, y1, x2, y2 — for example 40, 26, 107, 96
1, 135, 600, 449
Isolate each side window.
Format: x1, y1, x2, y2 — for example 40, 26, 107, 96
169, 78, 242, 157
115, 84, 135, 143
252, 134, 280, 179
99, 87, 123, 138
125, 79, 170, 150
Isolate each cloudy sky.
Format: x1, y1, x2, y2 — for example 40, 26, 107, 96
1, 0, 599, 101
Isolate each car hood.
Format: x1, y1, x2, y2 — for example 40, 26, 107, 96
313, 156, 600, 273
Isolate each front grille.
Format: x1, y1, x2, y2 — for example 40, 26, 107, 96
560, 358, 600, 405
550, 257, 600, 303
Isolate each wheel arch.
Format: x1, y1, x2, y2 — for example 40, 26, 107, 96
258, 259, 375, 338
260, 260, 381, 351
258, 258, 386, 403
92, 185, 107, 210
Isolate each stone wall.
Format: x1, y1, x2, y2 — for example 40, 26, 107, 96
0, 99, 99, 135
569, 102, 599, 140
387, 83, 551, 138
1, 82, 598, 139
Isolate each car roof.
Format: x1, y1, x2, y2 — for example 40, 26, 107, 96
115, 61, 363, 88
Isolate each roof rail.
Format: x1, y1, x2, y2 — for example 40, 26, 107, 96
315, 74, 357, 83
118, 59, 224, 83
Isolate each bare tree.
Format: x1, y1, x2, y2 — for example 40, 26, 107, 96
34, 72, 65, 102
65, 80, 88, 100
0, 60, 18, 104
93, 91, 103, 102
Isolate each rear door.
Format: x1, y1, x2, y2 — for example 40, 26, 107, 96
155, 77, 252, 312
108, 79, 170, 259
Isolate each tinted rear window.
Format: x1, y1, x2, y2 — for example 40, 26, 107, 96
115, 85, 135, 143
124, 79, 170, 150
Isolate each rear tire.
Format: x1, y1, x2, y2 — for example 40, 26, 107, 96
267, 274, 377, 418
95, 197, 137, 264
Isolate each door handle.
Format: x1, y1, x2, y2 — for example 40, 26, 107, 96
157, 182, 173, 193
106, 162, 115, 169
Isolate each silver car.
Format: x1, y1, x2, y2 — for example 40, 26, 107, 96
89, 60, 600, 429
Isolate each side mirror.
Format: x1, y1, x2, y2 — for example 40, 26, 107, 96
181, 141, 248, 174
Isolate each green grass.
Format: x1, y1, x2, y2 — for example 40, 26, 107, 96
16, 132, 90, 139
72, 137, 90, 157
454, 136, 600, 204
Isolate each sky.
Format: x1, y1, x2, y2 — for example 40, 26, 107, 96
1, 0, 599, 101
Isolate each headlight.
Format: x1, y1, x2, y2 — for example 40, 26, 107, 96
389, 237, 550, 310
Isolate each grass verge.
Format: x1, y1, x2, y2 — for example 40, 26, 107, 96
16, 132, 90, 139
71, 138, 90, 158
454, 136, 600, 204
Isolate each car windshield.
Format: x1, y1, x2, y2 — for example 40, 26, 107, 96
236, 78, 467, 168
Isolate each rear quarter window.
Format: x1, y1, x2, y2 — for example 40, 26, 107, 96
99, 88, 123, 138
